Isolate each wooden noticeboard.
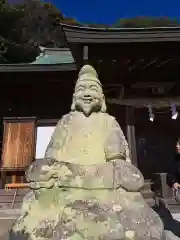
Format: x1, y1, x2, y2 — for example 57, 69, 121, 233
1, 117, 36, 169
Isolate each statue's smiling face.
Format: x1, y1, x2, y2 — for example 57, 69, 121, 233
74, 80, 103, 116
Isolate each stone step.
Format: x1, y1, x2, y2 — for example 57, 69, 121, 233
141, 179, 152, 190
0, 195, 24, 203
0, 189, 26, 210
0, 189, 28, 196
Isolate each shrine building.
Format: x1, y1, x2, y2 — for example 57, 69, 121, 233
1, 25, 180, 196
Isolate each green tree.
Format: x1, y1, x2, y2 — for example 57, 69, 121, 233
61, 17, 82, 26
0, 0, 83, 63
0, 0, 38, 63
19, 0, 65, 47
114, 17, 180, 28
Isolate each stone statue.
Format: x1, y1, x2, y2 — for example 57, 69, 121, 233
10, 65, 164, 240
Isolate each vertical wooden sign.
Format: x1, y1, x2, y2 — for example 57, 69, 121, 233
1, 117, 36, 169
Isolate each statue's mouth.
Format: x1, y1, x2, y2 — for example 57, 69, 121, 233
82, 98, 93, 104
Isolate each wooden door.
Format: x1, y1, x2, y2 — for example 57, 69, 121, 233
1, 118, 36, 169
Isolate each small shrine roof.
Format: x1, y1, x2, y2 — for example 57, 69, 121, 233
0, 47, 76, 72
31, 47, 75, 64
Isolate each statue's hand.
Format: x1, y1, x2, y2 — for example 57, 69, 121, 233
26, 160, 45, 182
26, 159, 58, 182
39, 163, 64, 181
29, 179, 55, 189
113, 160, 144, 191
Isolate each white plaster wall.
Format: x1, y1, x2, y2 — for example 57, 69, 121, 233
35, 126, 55, 159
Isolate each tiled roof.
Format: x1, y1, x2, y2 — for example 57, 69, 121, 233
31, 47, 74, 65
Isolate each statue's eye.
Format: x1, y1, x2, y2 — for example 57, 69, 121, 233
76, 86, 85, 92
77, 86, 85, 91
90, 86, 98, 91
91, 88, 98, 93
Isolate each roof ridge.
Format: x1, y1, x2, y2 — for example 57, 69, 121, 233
61, 23, 180, 32
39, 46, 70, 52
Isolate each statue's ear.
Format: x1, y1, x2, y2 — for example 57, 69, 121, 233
101, 95, 107, 113
71, 94, 76, 111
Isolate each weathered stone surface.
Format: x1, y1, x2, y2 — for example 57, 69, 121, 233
10, 65, 165, 240
11, 188, 164, 240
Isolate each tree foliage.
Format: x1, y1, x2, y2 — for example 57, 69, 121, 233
114, 17, 180, 28
0, 0, 80, 63
20, 0, 65, 47
0, 0, 38, 63
1, 0, 180, 63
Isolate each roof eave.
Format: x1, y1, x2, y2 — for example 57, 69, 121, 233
61, 23, 180, 43
0, 63, 77, 72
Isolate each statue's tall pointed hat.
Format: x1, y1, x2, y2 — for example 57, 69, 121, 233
75, 65, 102, 89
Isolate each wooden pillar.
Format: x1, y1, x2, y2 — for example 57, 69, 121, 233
83, 46, 89, 64
126, 107, 138, 167
0, 171, 6, 188
70, 44, 84, 70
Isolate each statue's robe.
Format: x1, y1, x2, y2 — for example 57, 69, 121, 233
45, 111, 130, 165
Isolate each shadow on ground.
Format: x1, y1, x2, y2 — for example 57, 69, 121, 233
153, 199, 180, 239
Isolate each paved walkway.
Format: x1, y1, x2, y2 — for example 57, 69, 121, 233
0, 219, 14, 240
0, 209, 20, 240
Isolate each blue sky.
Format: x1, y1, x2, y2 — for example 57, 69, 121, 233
47, 0, 180, 24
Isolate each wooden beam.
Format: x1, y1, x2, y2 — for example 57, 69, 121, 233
155, 59, 171, 68
107, 97, 180, 108
88, 42, 180, 60
36, 118, 59, 126
3, 117, 36, 123
142, 59, 157, 70
131, 81, 175, 90
69, 43, 84, 70
128, 58, 145, 72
